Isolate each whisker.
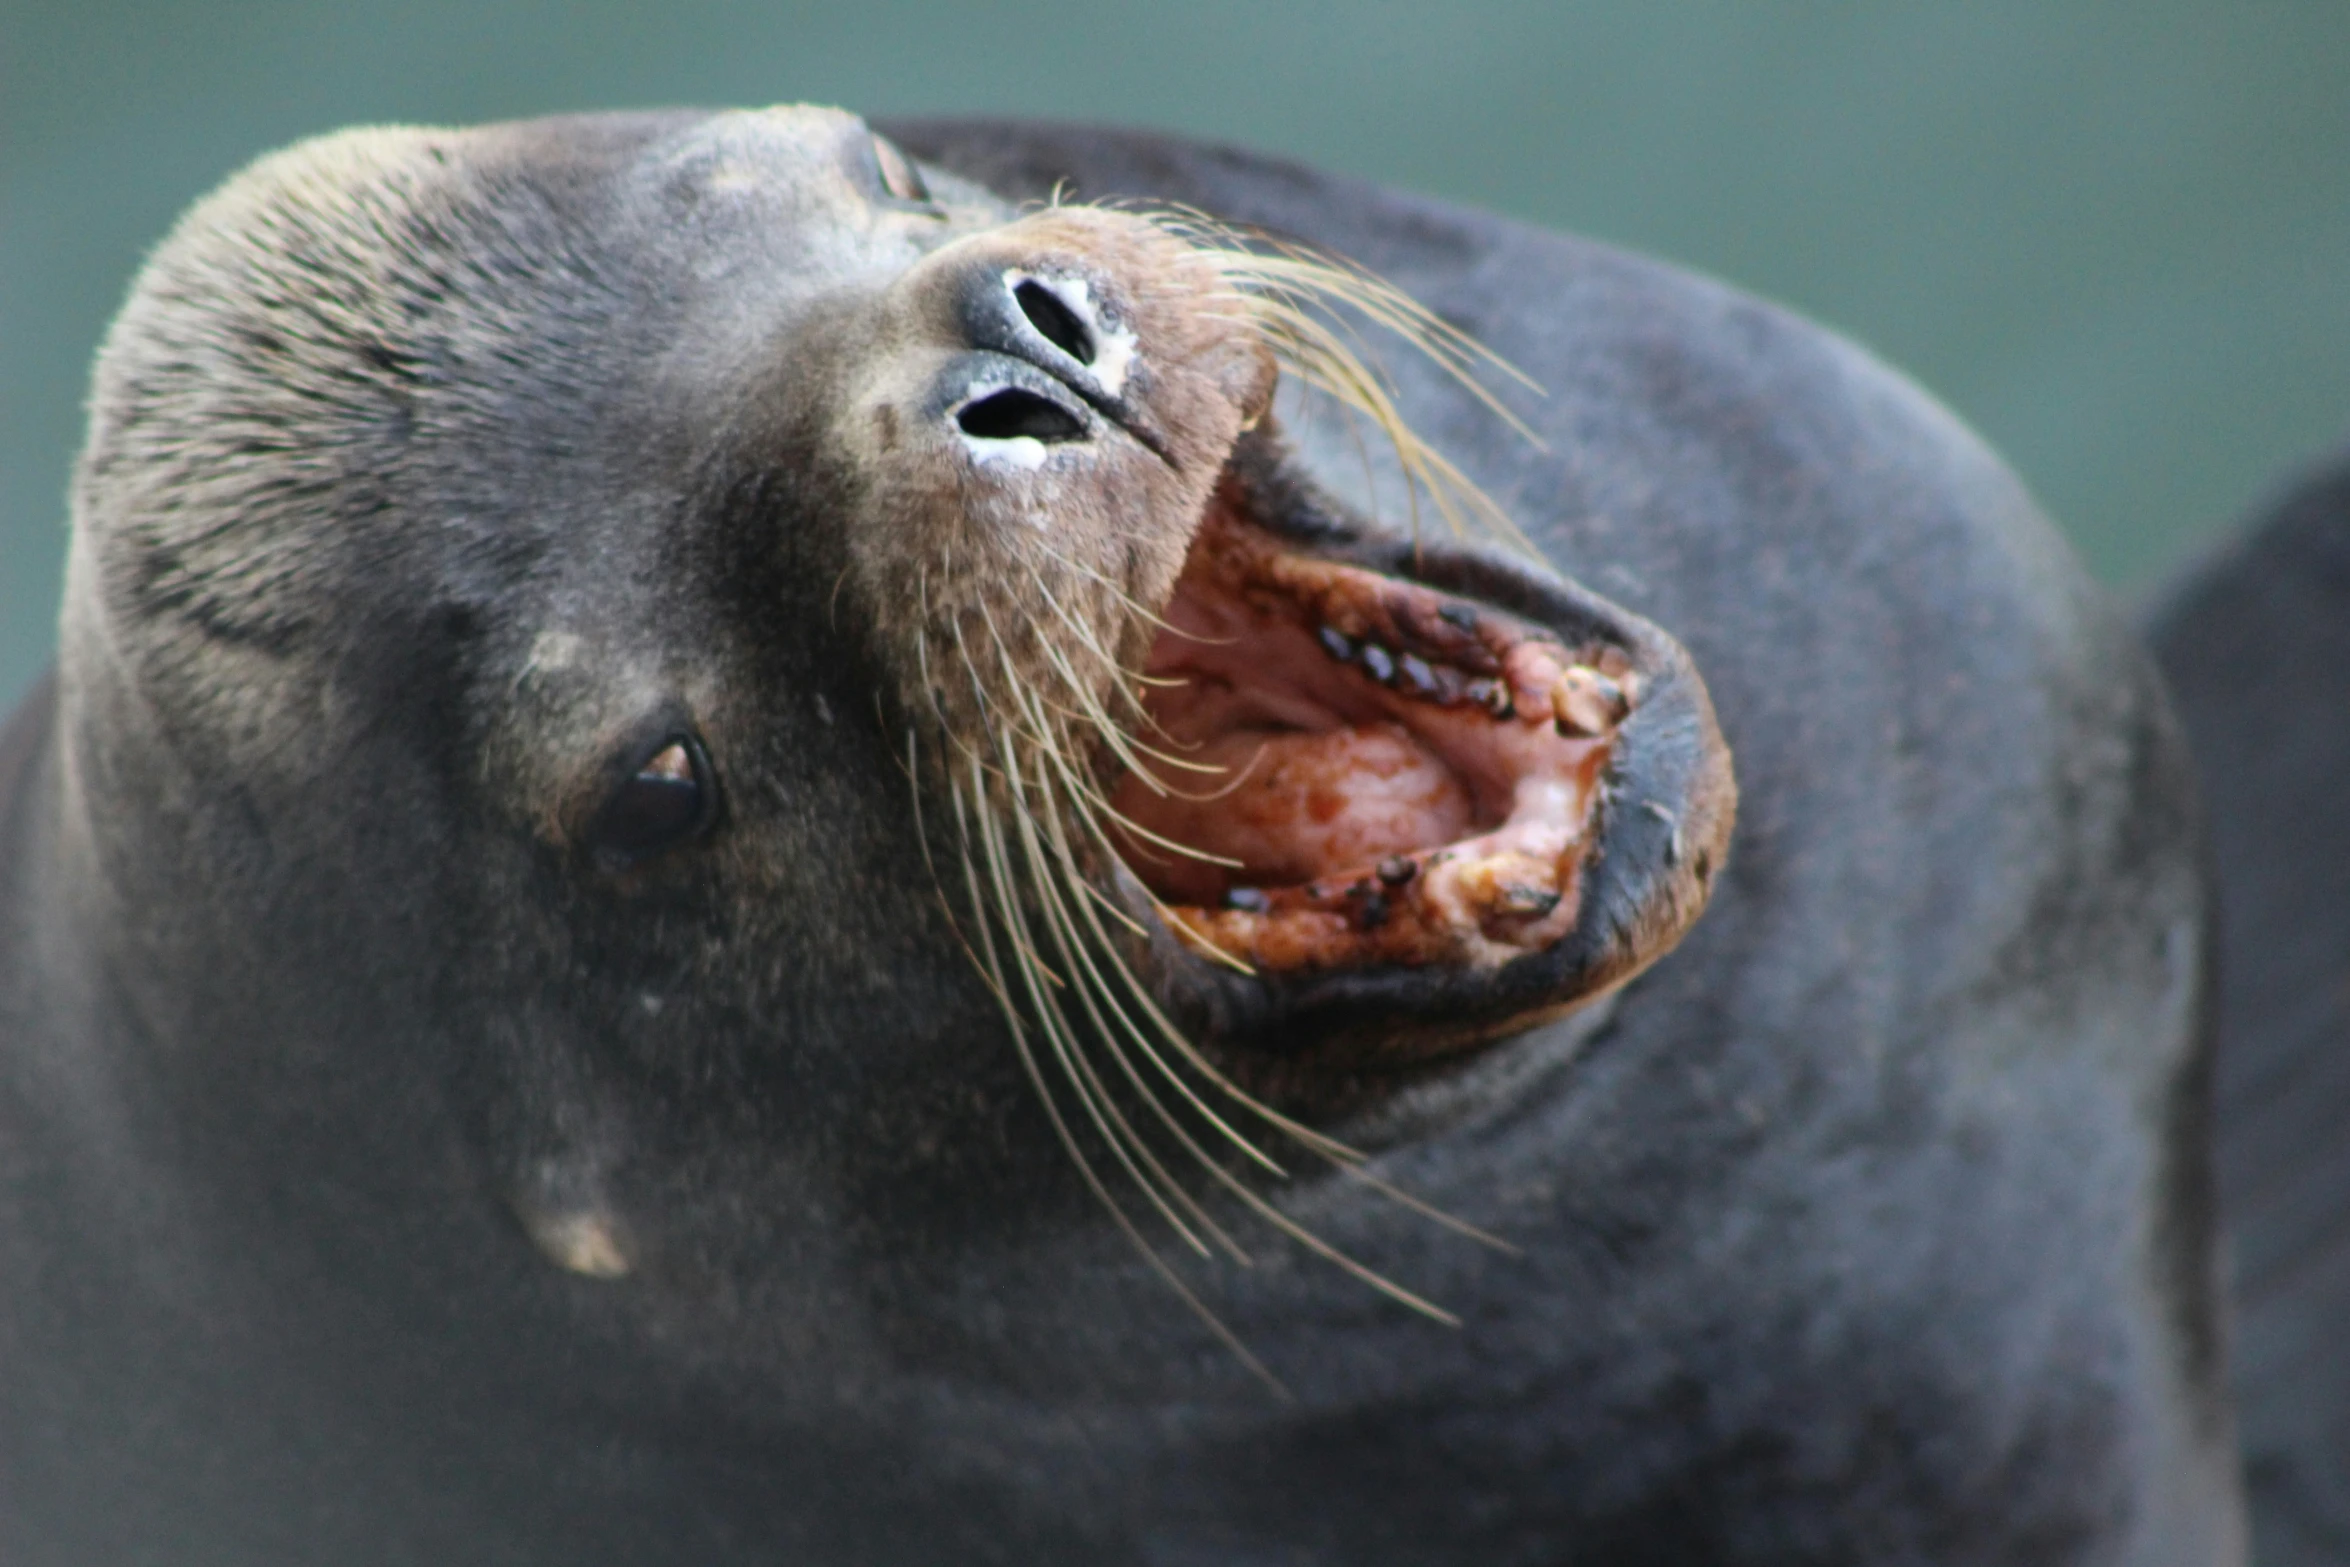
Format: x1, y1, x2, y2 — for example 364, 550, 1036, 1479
983, 760, 1208, 1255
956, 757, 1285, 1395
1005, 761, 1461, 1324
1000, 741, 1250, 1263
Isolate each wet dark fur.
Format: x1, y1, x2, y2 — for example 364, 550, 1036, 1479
2151, 449, 2350, 1567
0, 114, 2237, 1562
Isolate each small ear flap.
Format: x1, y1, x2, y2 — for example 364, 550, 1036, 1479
871, 135, 932, 205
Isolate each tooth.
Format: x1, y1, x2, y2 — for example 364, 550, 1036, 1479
1358, 892, 1391, 930
1224, 886, 1270, 913
1316, 626, 1355, 662
1376, 855, 1418, 887
1359, 643, 1396, 684
1459, 855, 1561, 919
1551, 665, 1629, 737
1494, 884, 1562, 917
1397, 653, 1439, 697
1473, 679, 1514, 719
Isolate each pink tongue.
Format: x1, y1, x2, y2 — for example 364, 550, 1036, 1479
1110, 722, 1474, 904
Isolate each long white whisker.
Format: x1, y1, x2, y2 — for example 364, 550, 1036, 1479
980, 756, 1210, 1255
954, 760, 1285, 1394
999, 738, 1250, 1263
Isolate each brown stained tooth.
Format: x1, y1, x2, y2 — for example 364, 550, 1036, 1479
1551, 664, 1631, 737
1397, 652, 1440, 698
1376, 855, 1418, 887
1481, 680, 1515, 720
1457, 855, 1561, 922
1316, 625, 1355, 662
1495, 884, 1562, 918
1359, 643, 1397, 684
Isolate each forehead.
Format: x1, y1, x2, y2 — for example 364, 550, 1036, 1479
654, 104, 880, 187
557, 105, 1010, 289
71, 107, 998, 663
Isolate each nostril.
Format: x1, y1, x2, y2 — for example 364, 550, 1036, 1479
957, 388, 1087, 443
1013, 279, 1095, 366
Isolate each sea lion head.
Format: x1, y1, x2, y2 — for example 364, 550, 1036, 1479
55, 106, 1730, 1391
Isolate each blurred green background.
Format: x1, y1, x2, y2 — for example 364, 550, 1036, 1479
6, 2, 2347, 711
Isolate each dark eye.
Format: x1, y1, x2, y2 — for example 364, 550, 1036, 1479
872, 136, 931, 204
586, 735, 716, 866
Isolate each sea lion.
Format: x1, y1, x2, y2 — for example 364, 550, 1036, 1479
0, 108, 2236, 1563
2151, 447, 2350, 1567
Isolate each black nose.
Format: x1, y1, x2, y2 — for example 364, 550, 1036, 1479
942, 262, 1171, 463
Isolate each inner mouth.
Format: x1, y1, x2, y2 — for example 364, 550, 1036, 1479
1108, 481, 1633, 977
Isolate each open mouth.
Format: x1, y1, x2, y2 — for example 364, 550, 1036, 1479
1098, 436, 1735, 1064
1114, 489, 1628, 975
